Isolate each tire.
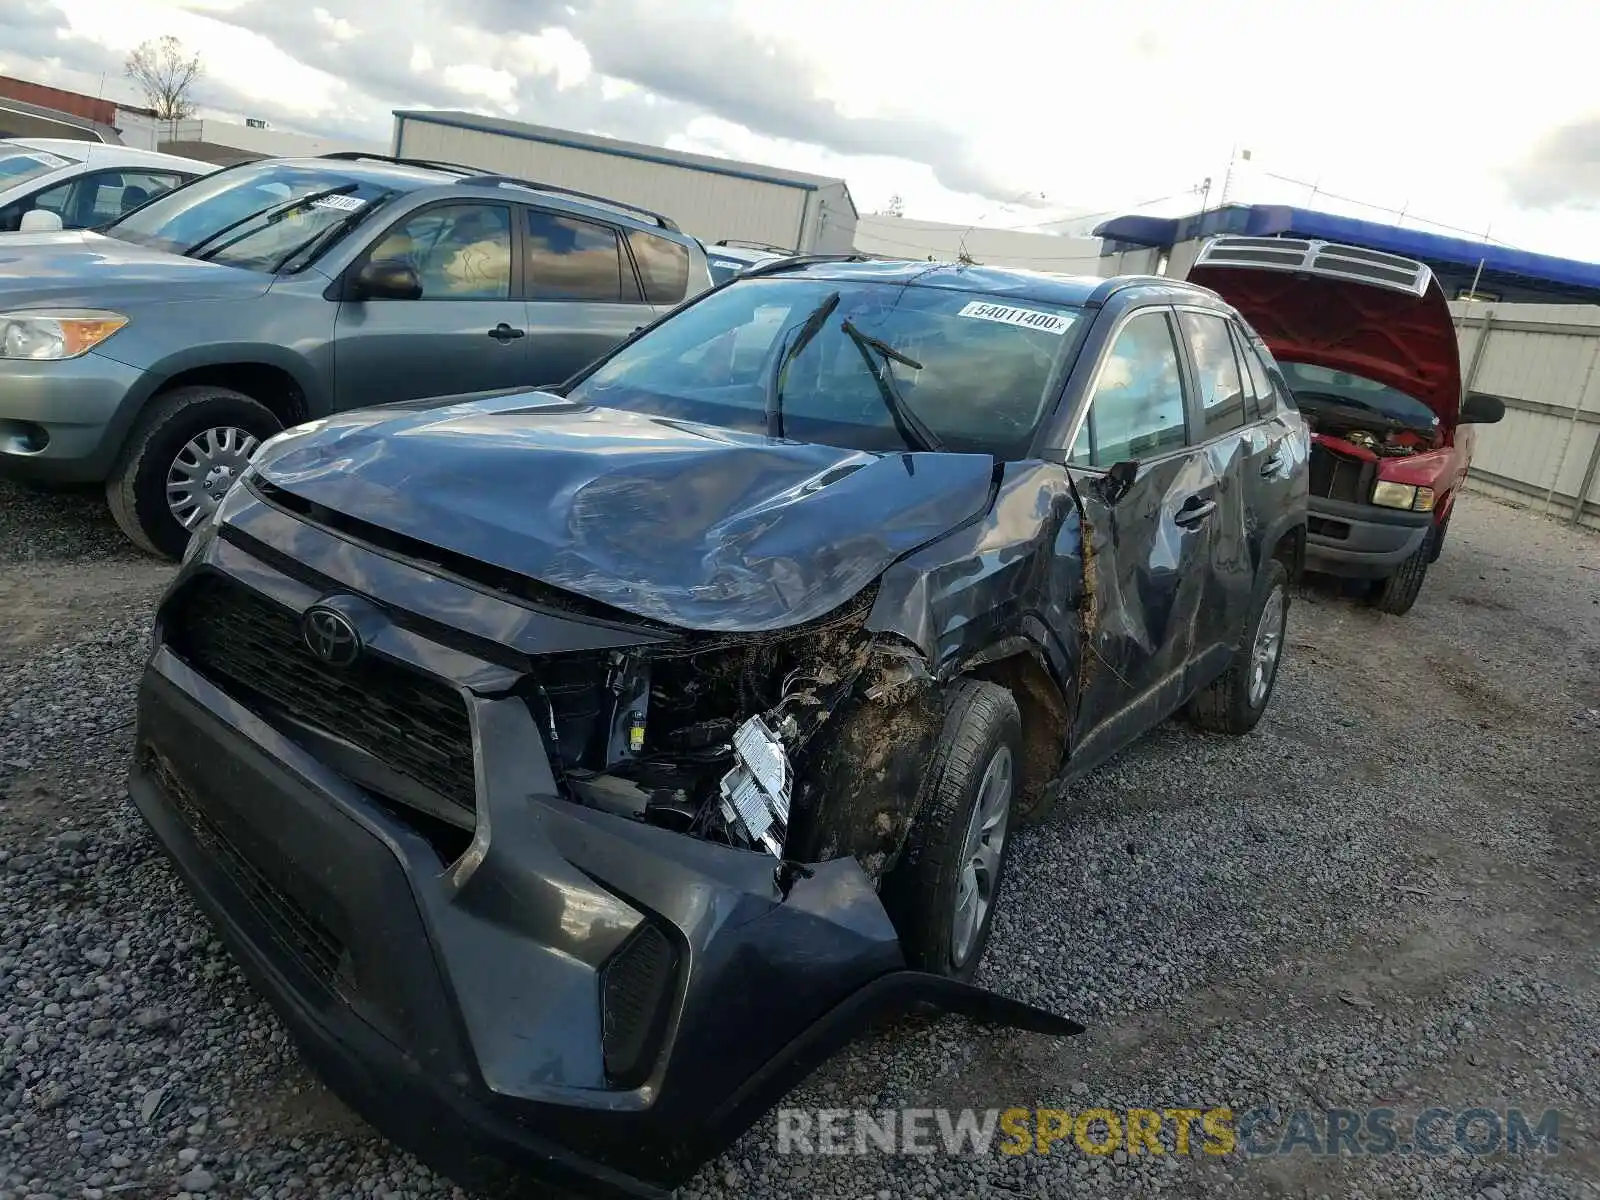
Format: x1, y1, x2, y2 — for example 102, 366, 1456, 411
106, 386, 282, 559
1370, 525, 1437, 616
882, 678, 1022, 982
1187, 558, 1290, 736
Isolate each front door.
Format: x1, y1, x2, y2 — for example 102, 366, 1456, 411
1057, 306, 1216, 772
332, 200, 533, 410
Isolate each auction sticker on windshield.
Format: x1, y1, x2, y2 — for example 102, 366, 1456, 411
957, 301, 1075, 336
311, 195, 367, 213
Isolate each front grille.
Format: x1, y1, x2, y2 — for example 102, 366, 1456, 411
141, 745, 346, 996
600, 923, 677, 1086
1308, 444, 1375, 505
167, 576, 476, 817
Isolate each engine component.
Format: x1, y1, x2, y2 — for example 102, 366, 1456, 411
1344, 429, 1379, 451
718, 715, 791, 856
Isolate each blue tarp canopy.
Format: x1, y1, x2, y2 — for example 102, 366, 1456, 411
1093, 204, 1600, 294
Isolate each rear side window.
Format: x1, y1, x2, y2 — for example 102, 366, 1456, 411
1069, 309, 1188, 466
628, 230, 690, 305
525, 209, 631, 302
1179, 310, 1249, 439
1231, 324, 1277, 417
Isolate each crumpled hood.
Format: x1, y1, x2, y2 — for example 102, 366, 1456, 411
0, 230, 272, 306
252, 391, 998, 632
1189, 263, 1464, 424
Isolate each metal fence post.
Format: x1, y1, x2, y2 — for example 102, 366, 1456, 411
1544, 339, 1600, 516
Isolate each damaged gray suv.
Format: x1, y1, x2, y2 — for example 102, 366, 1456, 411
131, 257, 1309, 1197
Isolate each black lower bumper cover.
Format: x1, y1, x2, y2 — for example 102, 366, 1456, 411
130, 665, 1083, 1199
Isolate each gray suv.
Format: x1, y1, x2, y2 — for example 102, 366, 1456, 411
0, 153, 711, 557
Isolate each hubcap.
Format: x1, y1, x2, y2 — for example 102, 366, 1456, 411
1248, 584, 1287, 707
951, 744, 1013, 968
167, 426, 260, 529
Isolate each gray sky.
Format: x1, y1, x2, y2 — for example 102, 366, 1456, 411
5, 0, 1599, 259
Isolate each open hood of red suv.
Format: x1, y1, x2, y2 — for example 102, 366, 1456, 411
1188, 237, 1464, 425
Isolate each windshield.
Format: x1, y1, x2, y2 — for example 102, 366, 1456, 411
101, 161, 400, 272
1278, 361, 1439, 429
567, 276, 1084, 457
0, 147, 80, 188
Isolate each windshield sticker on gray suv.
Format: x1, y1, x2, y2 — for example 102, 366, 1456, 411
311, 195, 368, 213
956, 301, 1075, 335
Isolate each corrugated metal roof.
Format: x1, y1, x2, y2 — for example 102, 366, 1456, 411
1093, 204, 1600, 293
393, 109, 857, 216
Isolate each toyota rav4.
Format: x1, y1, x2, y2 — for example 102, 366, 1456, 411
131, 257, 1308, 1196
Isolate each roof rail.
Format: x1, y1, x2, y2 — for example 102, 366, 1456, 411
740, 253, 884, 279
458, 175, 679, 231
317, 151, 478, 174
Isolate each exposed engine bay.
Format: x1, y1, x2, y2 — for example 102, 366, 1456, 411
532, 590, 940, 872
1297, 393, 1439, 458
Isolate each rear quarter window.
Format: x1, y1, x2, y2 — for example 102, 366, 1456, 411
628, 230, 690, 305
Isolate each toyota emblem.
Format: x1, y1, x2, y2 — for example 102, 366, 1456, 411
301, 606, 362, 667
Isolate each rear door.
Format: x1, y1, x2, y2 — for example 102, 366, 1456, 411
1054, 304, 1216, 770
1172, 306, 1261, 680
332, 199, 533, 409
519, 208, 664, 386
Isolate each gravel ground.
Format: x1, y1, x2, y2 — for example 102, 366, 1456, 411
1, 481, 1597, 1200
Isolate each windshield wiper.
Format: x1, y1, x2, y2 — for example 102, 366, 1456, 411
765, 291, 839, 438
183, 184, 360, 261
840, 319, 945, 453
271, 188, 397, 274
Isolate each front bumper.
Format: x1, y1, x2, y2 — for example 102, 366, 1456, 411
0, 351, 145, 483
1305, 495, 1432, 579
130, 491, 1080, 1197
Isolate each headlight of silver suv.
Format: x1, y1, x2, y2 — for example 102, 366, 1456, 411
0, 310, 129, 360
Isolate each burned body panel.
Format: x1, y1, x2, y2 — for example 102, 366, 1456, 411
252, 391, 997, 633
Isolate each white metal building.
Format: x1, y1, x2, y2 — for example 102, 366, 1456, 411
392, 110, 857, 253
853, 213, 1103, 274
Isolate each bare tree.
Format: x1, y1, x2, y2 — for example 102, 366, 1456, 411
125, 36, 203, 121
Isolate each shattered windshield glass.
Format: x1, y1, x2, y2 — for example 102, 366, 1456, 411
568, 276, 1085, 457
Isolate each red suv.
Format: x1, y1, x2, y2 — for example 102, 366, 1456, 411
1189, 236, 1505, 614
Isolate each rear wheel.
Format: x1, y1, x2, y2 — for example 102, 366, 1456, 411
1188, 558, 1290, 735
107, 386, 281, 559
883, 679, 1021, 982
1370, 525, 1437, 616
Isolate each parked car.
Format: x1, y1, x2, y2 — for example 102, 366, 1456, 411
0, 137, 213, 232
703, 238, 792, 283
1189, 235, 1505, 614
130, 257, 1308, 1196
0, 152, 713, 557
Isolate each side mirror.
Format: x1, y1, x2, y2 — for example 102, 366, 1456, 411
1459, 392, 1507, 425
1099, 459, 1140, 506
353, 259, 422, 301
20, 208, 64, 233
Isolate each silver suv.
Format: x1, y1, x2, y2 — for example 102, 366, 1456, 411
0, 153, 712, 556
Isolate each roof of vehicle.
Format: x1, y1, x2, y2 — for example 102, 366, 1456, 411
3, 137, 216, 174
243, 154, 694, 237
750, 258, 1222, 308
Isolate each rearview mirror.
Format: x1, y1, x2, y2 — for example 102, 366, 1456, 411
19, 208, 63, 233
1459, 392, 1507, 425
353, 259, 422, 301
1099, 459, 1140, 506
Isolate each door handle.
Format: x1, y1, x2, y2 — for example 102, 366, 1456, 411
1174, 496, 1217, 527
1261, 440, 1286, 476
487, 323, 525, 342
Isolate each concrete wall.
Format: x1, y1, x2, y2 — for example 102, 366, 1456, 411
395, 117, 818, 250
854, 214, 1103, 273
1451, 302, 1600, 529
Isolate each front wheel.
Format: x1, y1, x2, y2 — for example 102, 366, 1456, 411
1370, 525, 1437, 616
882, 679, 1021, 982
1187, 558, 1290, 736
106, 386, 282, 559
